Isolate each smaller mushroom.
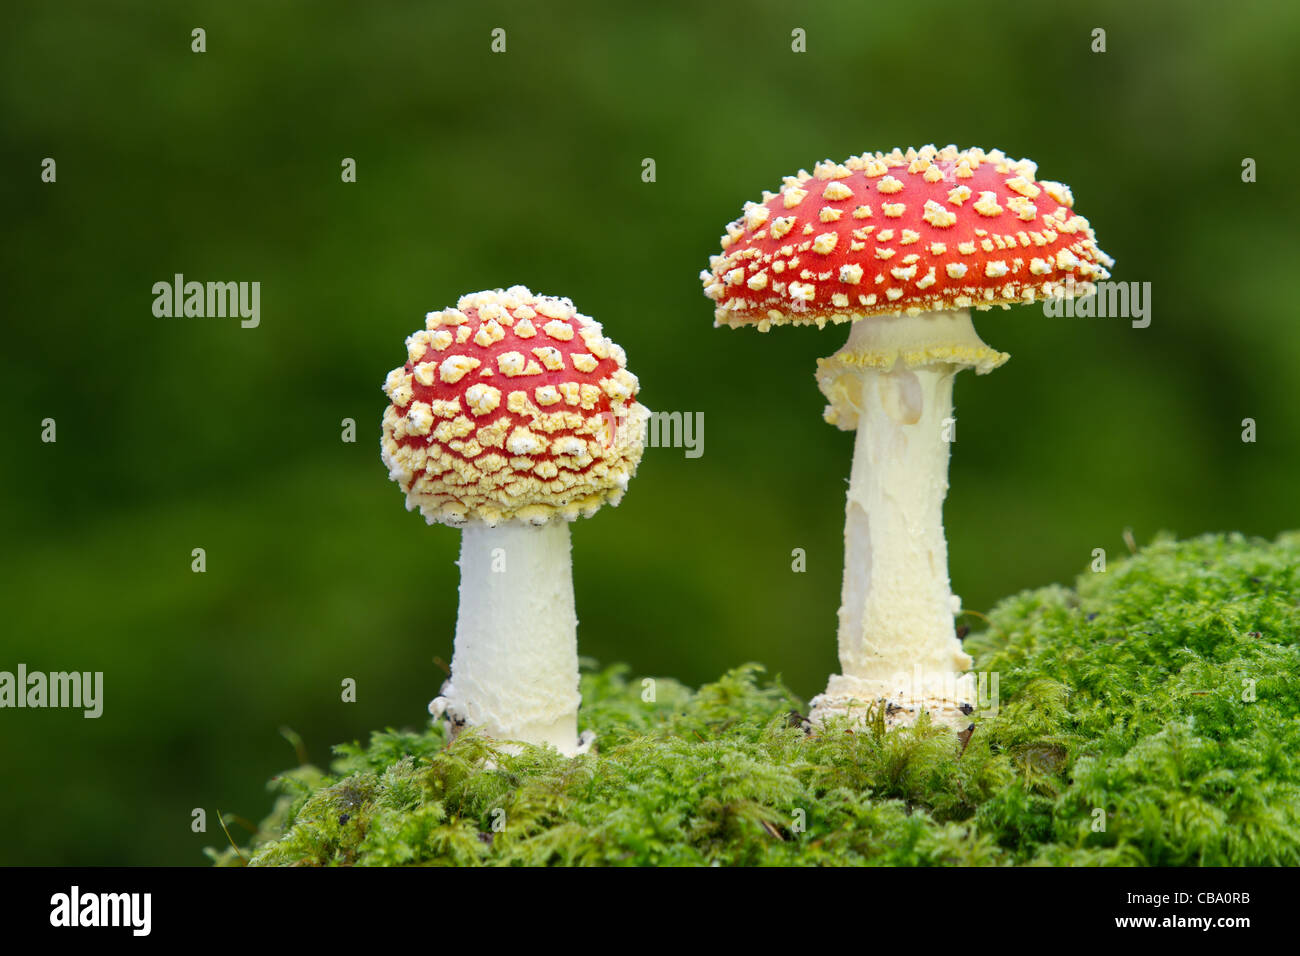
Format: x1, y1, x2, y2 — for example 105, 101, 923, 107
381, 286, 649, 755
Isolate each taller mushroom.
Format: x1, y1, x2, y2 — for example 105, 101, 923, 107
381, 286, 648, 755
701, 146, 1112, 731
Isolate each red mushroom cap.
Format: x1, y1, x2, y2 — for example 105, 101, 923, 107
701, 145, 1113, 330
381, 287, 647, 526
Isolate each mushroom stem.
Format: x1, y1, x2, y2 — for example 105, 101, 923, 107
810, 310, 986, 730
432, 520, 588, 756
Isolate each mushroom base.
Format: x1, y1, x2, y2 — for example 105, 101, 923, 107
430, 520, 590, 756
809, 673, 975, 733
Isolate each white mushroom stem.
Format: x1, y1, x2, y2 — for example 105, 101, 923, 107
810, 310, 994, 730
431, 520, 590, 756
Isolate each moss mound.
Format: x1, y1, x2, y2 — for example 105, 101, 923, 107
212, 532, 1300, 866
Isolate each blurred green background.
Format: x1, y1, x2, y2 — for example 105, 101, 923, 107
1, 0, 1296, 865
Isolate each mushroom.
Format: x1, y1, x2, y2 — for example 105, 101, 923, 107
700, 146, 1112, 731
381, 286, 649, 755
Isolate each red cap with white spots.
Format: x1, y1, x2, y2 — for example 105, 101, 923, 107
381, 287, 647, 526
701, 145, 1113, 331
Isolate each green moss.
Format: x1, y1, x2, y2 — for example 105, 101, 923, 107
211, 532, 1300, 866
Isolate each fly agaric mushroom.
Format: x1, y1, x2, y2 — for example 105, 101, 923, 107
381, 286, 648, 756
700, 145, 1112, 731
